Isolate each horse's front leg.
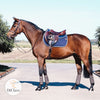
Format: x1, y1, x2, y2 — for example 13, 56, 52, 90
35, 57, 49, 91
43, 60, 49, 89
35, 57, 44, 91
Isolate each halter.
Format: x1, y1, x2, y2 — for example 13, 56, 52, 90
9, 21, 21, 36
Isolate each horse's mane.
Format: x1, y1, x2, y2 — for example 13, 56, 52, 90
21, 19, 45, 33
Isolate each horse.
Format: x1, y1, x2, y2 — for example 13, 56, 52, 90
7, 17, 94, 91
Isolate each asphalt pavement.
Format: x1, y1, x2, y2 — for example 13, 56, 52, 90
0, 63, 100, 100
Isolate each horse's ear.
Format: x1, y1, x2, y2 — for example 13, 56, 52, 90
13, 17, 19, 22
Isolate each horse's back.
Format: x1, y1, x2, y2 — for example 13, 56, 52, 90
67, 34, 91, 57
67, 34, 90, 48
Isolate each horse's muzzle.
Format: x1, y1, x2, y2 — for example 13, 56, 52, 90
7, 32, 15, 39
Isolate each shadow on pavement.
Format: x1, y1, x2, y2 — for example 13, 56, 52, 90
20, 81, 89, 90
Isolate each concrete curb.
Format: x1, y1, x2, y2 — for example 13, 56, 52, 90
0, 68, 15, 78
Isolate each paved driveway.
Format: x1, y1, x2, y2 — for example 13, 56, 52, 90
0, 63, 100, 100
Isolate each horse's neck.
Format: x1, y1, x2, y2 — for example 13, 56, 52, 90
22, 22, 43, 47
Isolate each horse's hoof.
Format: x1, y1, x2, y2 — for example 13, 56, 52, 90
71, 84, 78, 90
44, 86, 48, 90
35, 84, 42, 91
89, 85, 94, 91
89, 88, 94, 91
35, 87, 41, 91
89, 87, 94, 91
43, 85, 48, 90
71, 87, 77, 90
45, 86, 48, 89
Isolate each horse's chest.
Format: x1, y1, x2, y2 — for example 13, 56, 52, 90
33, 45, 49, 58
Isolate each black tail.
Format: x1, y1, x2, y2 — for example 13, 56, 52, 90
83, 44, 92, 78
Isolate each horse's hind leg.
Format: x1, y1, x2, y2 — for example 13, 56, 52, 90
83, 59, 94, 91
71, 54, 82, 90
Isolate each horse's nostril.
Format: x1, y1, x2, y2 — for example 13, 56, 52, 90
7, 35, 11, 39
7, 33, 11, 39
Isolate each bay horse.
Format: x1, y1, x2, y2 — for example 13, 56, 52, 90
7, 18, 94, 91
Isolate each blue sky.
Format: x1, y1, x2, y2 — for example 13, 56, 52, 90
0, 0, 100, 40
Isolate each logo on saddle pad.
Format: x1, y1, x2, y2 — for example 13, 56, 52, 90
43, 29, 67, 47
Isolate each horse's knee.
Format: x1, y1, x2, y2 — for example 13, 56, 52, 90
39, 68, 43, 76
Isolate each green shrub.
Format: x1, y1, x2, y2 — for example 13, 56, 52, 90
0, 15, 14, 53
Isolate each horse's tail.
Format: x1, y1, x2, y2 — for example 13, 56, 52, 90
83, 43, 92, 78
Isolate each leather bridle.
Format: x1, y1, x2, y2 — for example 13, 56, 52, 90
9, 21, 21, 36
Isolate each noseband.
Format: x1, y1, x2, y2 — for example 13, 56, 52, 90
9, 21, 21, 36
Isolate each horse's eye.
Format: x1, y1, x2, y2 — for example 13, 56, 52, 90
13, 25, 16, 27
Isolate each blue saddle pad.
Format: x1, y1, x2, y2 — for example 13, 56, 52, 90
43, 34, 68, 47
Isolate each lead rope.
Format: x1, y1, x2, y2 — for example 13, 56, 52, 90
14, 43, 32, 53
14, 30, 43, 54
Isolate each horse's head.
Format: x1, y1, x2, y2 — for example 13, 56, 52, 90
7, 17, 23, 39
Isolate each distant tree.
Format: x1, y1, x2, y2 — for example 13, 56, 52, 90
0, 15, 14, 53
95, 27, 100, 47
